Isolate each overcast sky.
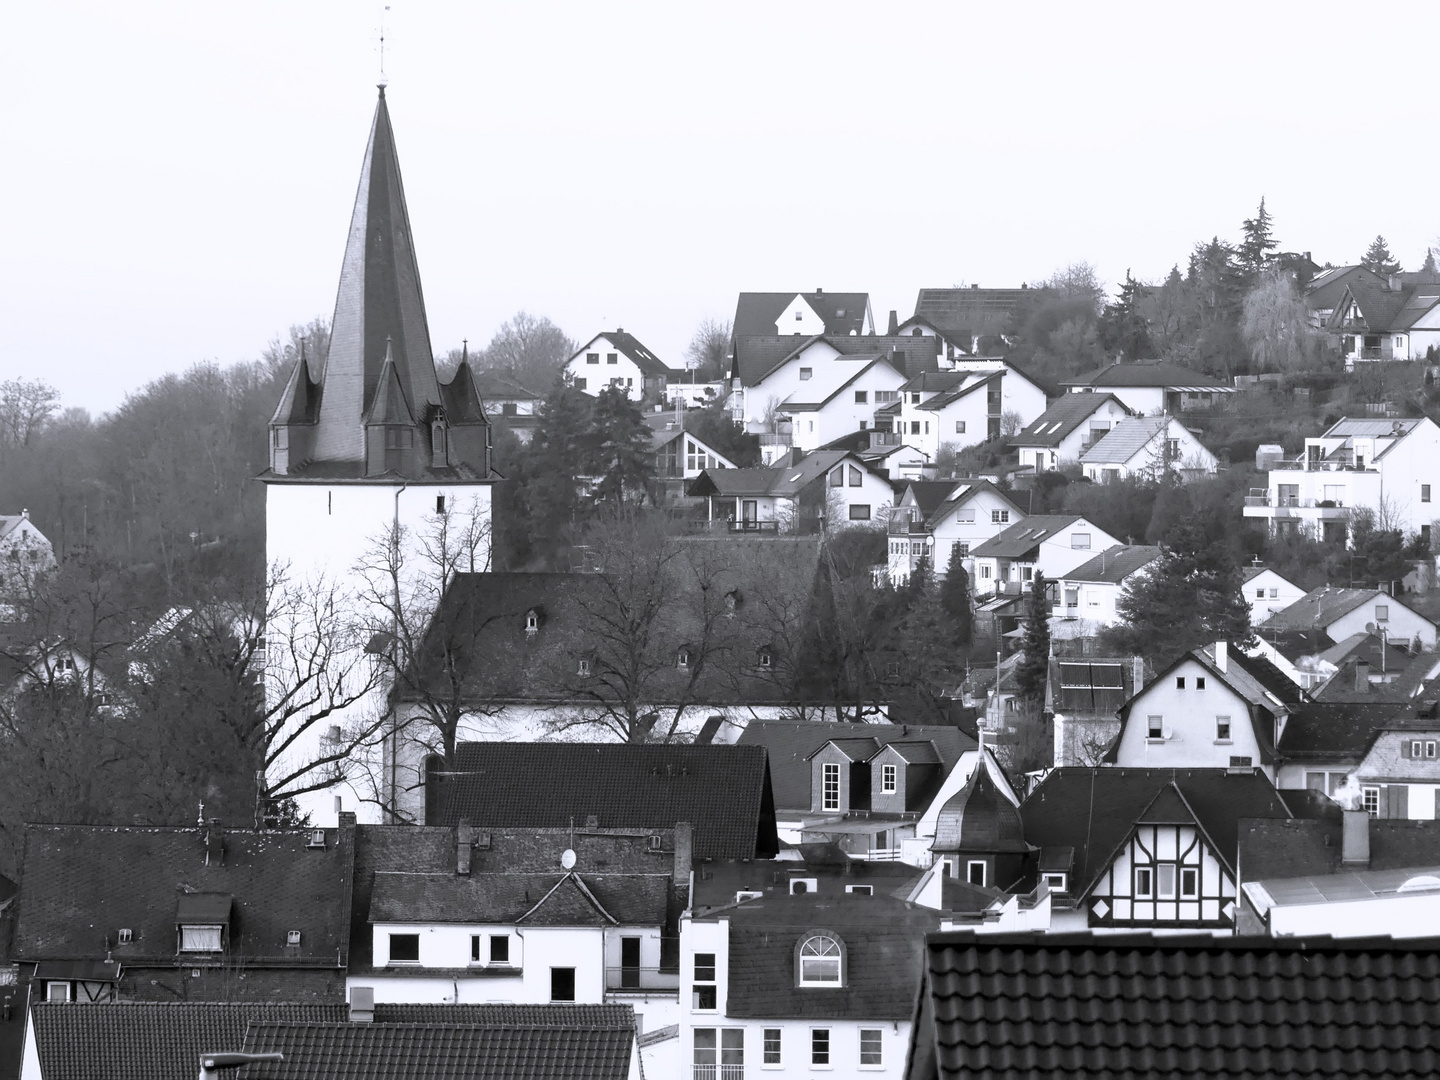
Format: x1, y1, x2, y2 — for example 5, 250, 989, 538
5, 2, 1438, 414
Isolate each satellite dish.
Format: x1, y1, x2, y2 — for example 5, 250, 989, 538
1366, 622, 1377, 633
560, 849, 576, 870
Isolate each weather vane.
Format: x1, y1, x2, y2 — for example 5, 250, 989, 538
377, 4, 392, 89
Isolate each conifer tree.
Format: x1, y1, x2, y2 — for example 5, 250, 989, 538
1098, 270, 1155, 360
939, 542, 973, 646
1014, 573, 1051, 705
1422, 248, 1438, 276
1361, 235, 1402, 276
1238, 197, 1279, 280
589, 387, 655, 504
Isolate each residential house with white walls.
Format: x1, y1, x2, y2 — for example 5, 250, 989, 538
1050, 656, 1146, 768
0, 510, 54, 592
565, 330, 679, 402
688, 450, 893, 533
679, 892, 936, 1079
1258, 586, 1437, 650
1240, 563, 1305, 625
886, 479, 1025, 585
1010, 393, 1135, 475
1079, 416, 1218, 482
1326, 276, 1440, 367
904, 285, 1035, 355
733, 290, 874, 342
1242, 416, 1440, 544
646, 411, 737, 496
1053, 545, 1160, 631
894, 365, 1047, 459
968, 515, 1121, 597
1303, 264, 1387, 327
1060, 360, 1235, 415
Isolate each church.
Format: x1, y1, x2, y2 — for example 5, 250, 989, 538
261, 85, 496, 826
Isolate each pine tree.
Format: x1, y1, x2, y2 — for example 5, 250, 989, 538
939, 542, 973, 646
1014, 573, 1051, 705
1098, 270, 1155, 360
1422, 248, 1438, 276
590, 387, 656, 504
1238, 197, 1279, 279
1361, 235, 1402, 276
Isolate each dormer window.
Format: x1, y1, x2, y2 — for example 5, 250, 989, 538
176, 894, 231, 953
677, 647, 692, 669
758, 648, 773, 669
526, 609, 541, 636
286, 930, 302, 946
797, 933, 844, 986
578, 658, 591, 676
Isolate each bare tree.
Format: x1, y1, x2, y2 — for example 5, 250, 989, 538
480, 312, 577, 390
0, 379, 61, 450
684, 318, 733, 381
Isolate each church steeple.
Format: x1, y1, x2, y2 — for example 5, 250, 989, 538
267, 89, 490, 479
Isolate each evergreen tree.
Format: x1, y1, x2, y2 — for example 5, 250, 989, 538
1361, 235, 1402, 276
525, 379, 597, 551
1014, 573, 1051, 704
1238, 197, 1279, 280
1098, 270, 1155, 360
939, 542, 973, 645
1105, 514, 1253, 666
589, 387, 655, 504
1422, 248, 1438, 276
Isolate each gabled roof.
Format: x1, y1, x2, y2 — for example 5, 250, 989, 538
437, 355, 490, 425
968, 515, 1086, 560
916, 371, 1002, 412
1330, 279, 1440, 333
899, 480, 967, 521
720, 892, 939, 1019
910, 934, 1440, 1080
574, 330, 676, 379
13, 823, 355, 967
1009, 393, 1132, 448
269, 347, 323, 426
427, 743, 778, 859
912, 287, 1032, 341
1274, 700, 1408, 760
1062, 545, 1160, 584
733, 291, 870, 339
1304, 263, 1387, 311
689, 450, 875, 499
29, 1003, 347, 1080
1061, 359, 1232, 392
239, 1020, 635, 1080
923, 480, 1023, 531
736, 721, 975, 811
473, 368, 542, 401
1019, 767, 1294, 894
1241, 562, 1298, 587
1260, 586, 1431, 634
733, 333, 940, 388
1078, 416, 1175, 465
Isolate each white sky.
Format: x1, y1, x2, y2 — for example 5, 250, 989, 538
4, 1, 1438, 414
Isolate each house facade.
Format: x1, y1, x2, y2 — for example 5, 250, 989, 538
895, 364, 1047, 459
1061, 360, 1235, 415
1079, 416, 1218, 482
1258, 586, 1438, 651
565, 330, 677, 402
1052, 545, 1160, 630
968, 515, 1121, 597
1242, 416, 1440, 544
1326, 276, 1440, 367
1242, 564, 1305, 624
885, 480, 1025, 585
1010, 393, 1134, 475
688, 450, 894, 533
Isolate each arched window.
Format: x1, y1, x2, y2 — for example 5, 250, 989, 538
525, 610, 541, 636
796, 933, 844, 986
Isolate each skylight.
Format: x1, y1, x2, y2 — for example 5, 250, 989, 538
1048, 422, 1064, 433
788, 473, 803, 482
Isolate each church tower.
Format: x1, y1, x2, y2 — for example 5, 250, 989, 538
262, 87, 495, 826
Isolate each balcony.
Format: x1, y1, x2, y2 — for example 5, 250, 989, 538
757, 433, 791, 447
693, 1067, 745, 1080
1360, 347, 1384, 360
604, 965, 680, 993
688, 519, 782, 534
887, 517, 929, 536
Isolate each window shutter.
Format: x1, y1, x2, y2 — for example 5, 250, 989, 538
1402, 740, 1412, 758
1387, 784, 1409, 820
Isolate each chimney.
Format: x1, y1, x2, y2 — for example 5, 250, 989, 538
814, 287, 823, 296
1303, 251, 1312, 263
887, 310, 898, 335
673, 821, 693, 890
456, 818, 475, 875
1341, 809, 1370, 867
1354, 660, 1371, 692
349, 985, 375, 1023
1214, 641, 1228, 673
970, 283, 980, 290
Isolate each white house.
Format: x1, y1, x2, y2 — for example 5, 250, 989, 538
565, 330, 679, 402
1258, 586, 1437, 651
647, 412, 738, 482
689, 450, 894, 533
894, 364, 1047, 459
1242, 416, 1440, 545
1241, 564, 1305, 625
1079, 416, 1218, 482
1060, 360, 1235, 416
968, 515, 1122, 597
1327, 276, 1440, 368
1053, 544, 1161, 630
1010, 393, 1135, 475
733, 290, 874, 340
886, 480, 1026, 585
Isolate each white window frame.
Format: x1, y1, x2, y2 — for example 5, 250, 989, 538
810, 1028, 832, 1067
1041, 872, 1067, 892
180, 925, 223, 953
822, 763, 841, 811
1156, 863, 1177, 899
859, 1028, 884, 1069
1362, 786, 1380, 816
881, 763, 897, 793
966, 860, 986, 886
798, 935, 842, 986
1215, 716, 1231, 742
763, 1028, 782, 1067
1147, 715, 1163, 740
45, 981, 71, 1003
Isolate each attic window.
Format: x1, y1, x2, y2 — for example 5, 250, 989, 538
308, 829, 326, 848
797, 934, 843, 985
117, 928, 133, 945
1041, 873, 1067, 892
799, 367, 813, 380
286, 930, 302, 946
526, 610, 541, 635
179, 926, 223, 953
795, 311, 803, 321
758, 648, 773, 669
677, 647, 692, 669
436, 495, 446, 514
836, 308, 846, 317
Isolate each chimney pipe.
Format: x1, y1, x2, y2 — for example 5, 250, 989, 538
887, 310, 898, 335
673, 822, 693, 901
1341, 809, 1370, 867
457, 818, 475, 875
1214, 641, 1228, 674
1354, 660, 1370, 692
349, 986, 375, 1023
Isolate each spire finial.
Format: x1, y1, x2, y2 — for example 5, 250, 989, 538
376, 4, 391, 91
462, 339, 469, 364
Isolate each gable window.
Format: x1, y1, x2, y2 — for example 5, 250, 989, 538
1256, 588, 1265, 598
435, 494, 446, 514
1071, 532, 1091, 550
799, 367, 813, 380
1216, 716, 1231, 741
1176, 677, 1185, 690
822, 763, 840, 811
1134, 866, 1154, 898
574, 378, 587, 390
1196, 677, 1205, 690
967, 860, 986, 886
854, 390, 868, 404
955, 420, 966, 433
849, 465, 862, 487
849, 504, 871, 521
798, 934, 843, 985
606, 353, 618, 364
796, 310, 804, 321
586, 352, 599, 364
1375, 604, 1389, 622
388, 933, 420, 964
1156, 863, 1177, 899
860, 1028, 884, 1067
693, 952, 717, 1009
1147, 715, 1163, 739
882, 763, 897, 793
910, 392, 921, 405
992, 510, 1009, 524
829, 468, 843, 488
1268, 588, 1278, 599
1041, 872, 1067, 892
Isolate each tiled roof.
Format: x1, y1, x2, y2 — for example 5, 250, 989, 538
370, 1004, 635, 1026
237, 1021, 634, 1080
968, 516, 1083, 560
1062, 545, 1159, 584
1260, 586, 1429, 633
1240, 817, 1440, 882
689, 450, 883, 499
736, 721, 975, 811
912, 287, 1031, 341
1331, 280, 1440, 333
1009, 393, 1131, 448
1019, 768, 1294, 894
1276, 701, 1405, 759
1251, 626, 1334, 661
29, 1002, 346, 1080
900, 481, 967, 521
1061, 360, 1232, 391
1078, 416, 1174, 465
916, 371, 1001, 412
368, 868, 670, 928
427, 743, 778, 859
924, 480, 1023, 531
733, 292, 871, 339
13, 823, 354, 966
574, 330, 677, 379
720, 893, 939, 1019
910, 933, 1440, 1080
1304, 264, 1385, 311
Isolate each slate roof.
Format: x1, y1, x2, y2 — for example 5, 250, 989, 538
1062, 545, 1159, 584
719, 893, 939, 1019
13, 823, 354, 966
427, 743, 778, 859
574, 330, 676, 379
1079, 416, 1176, 465
736, 721, 975, 811
1010, 393, 1132, 448
931, 761, 1027, 854
916, 371, 1003, 412
473, 369, 542, 401
1260, 586, 1429, 633
238, 1021, 634, 1080
1060, 360, 1232, 391
1019, 768, 1295, 894
29, 1002, 346, 1080
912, 287, 1031, 341
909, 933, 1440, 1080
969, 516, 1084, 560
369, 867, 671, 928
733, 291, 871, 339
369, 1004, 636, 1026
688, 450, 879, 499
1240, 817, 1440, 881
1276, 701, 1407, 760
1251, 626, 1334, 662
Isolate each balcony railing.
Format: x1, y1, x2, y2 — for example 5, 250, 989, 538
757, 433, 791, 447
689, 519, 781, 534
604, 965, 680, 992
860, 848, 903, 861
887, 518, 929, 536
1243, 494, 1353, 512
1266, 458, 1374, 474
693, 1066, 745, 1080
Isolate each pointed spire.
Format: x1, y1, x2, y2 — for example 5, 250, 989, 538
311, 90, 440, 462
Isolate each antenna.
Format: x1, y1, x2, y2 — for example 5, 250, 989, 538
376, 4, 392, 88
